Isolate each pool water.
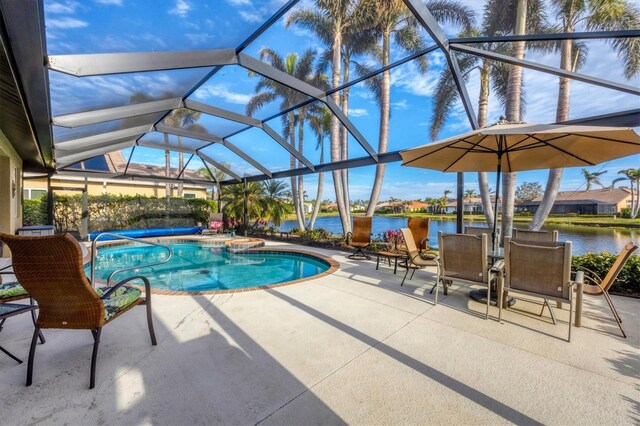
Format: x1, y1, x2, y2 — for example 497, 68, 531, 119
88, 242, 330, 292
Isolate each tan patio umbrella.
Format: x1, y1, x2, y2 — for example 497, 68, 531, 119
400, 122, 640, 248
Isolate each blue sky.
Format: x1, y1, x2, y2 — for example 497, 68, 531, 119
45, 0, 639, 201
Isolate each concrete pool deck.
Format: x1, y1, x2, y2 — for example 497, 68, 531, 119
0, 239, 638, 424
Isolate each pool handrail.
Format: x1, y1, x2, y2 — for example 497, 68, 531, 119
90, 233, 173, 287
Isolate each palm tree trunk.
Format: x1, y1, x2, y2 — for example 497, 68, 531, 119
501, 0, 528, 241
309, 138, 325, 229
632, 179, 639, 218
477, 57, 494, 227
289, 111, 305, 230
331, 28, 350, 234
341, 62, 351, 218
529, 26, 573, 230
366, 31, 391, 217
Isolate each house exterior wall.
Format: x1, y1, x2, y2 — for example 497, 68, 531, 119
23, 176, 209, 199
0, 130, 23, 257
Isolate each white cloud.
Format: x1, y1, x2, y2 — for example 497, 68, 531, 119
47, 2, 78, 14
227, 0, 252, 5
185, 33, 213, 45
47, 17, 89, 29
194, 84, 253, 104
239, 10, 264, 23
94, 0, 122, 5
349, 108, 369, 117
168, 0, 191, 18
391, 100, 409, 110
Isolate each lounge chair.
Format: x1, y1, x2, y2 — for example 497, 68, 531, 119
201, 212, 224, 235
438, 231, 499, 319
399, 228, 439, 299
407, 217, 430, 251
498, 238, 576, 341
1, 233, 157, 389
572, 241, 638, 338
346, 216, 372, 260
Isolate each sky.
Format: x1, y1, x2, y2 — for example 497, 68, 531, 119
45, 0, 640, 202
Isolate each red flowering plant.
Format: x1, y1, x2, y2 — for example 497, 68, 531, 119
381, 229, 404, 252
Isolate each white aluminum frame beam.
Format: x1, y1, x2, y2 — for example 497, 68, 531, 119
198, 152, 242, 182
451, 44, 640, 96
56, 140, 136, 168
137, 141, 198, 154
185, 99, 315, 171
53, 97, 183, 128
54, 124, 153, 151
155, 124, 272, 177
47, 49, 238, 76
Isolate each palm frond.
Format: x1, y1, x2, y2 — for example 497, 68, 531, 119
246, 91, 278, 117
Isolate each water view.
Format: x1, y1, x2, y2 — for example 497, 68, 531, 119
279, 216, 638, 255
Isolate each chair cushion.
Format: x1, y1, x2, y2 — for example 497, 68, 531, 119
96, 286, 142, 322
0, 281, 28, 300
209, 221, 224, 230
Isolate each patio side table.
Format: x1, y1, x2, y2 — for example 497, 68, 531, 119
0, 303, 38, 363
376, 251, 406, 274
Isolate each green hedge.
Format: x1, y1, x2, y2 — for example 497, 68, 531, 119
572, 252, 640, 296
26, 195, 217, 233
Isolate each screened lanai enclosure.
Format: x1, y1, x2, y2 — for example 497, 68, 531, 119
1, 0, 639, 233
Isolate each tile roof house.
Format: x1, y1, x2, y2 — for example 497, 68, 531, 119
517, 188, 635, 215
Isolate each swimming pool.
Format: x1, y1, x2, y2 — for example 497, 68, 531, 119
88, 240, 335, 293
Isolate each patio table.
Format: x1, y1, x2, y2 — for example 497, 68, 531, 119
0, 303, 38, 363
376, 250, 407, 274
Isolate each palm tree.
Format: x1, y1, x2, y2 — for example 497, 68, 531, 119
365, 0, 474, 217
285, 0, 372, 235
262, 180, 292, 227
246, 48, 323, 231
163, 108, 202, 197
308, 106, 332, 229
198, 162, 228, 204
581, 168, 607, 190
613, 168, 640, 218
464, 188, 478, 214
529, 0, 640, 230
221, 181, 267, 224
430, 0, 548, 228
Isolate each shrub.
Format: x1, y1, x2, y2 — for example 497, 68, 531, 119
298, 228, 332, 242
572, 252, 640, 296
23, 199, 47, 226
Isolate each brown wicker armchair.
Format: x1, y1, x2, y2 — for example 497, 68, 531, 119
572, 241, 638, 338
407, 217, 430, 251
346, 216, 372, 260
1, 233, 157, 389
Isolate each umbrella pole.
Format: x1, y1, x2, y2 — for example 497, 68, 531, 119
492, 156, 501, 251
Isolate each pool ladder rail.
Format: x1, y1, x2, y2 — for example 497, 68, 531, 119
89, 233, 174, 287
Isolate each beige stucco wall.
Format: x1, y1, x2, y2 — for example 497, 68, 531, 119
0, 130, 23, 256
24, 176, 209, 198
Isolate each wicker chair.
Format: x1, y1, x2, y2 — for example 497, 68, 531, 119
346, 216, 372, 260
438, 231, 499, 319
1, 233, 157, 389
573, 241, 638, 338
399, 228, 439, 299
498, 238, 575, 341
407, 217, 430, 252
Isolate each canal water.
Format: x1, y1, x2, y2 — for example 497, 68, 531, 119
279, 216, 639, 255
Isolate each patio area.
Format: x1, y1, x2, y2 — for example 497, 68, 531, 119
1, 240, 638, 425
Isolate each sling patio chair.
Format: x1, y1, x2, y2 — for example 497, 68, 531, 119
498, 238, 577, 341
399, 228, 439, 300
464, 225, 500, 241
407, 217, 430, 252
201, 212, 224, 235
513, 228, 558, 243
438, 231, 500, 320
572, 241, 638, 338
1, 233, 157, 389
346, 216, 372, 260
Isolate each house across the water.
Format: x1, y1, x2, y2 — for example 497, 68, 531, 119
517, 188, 635, 215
